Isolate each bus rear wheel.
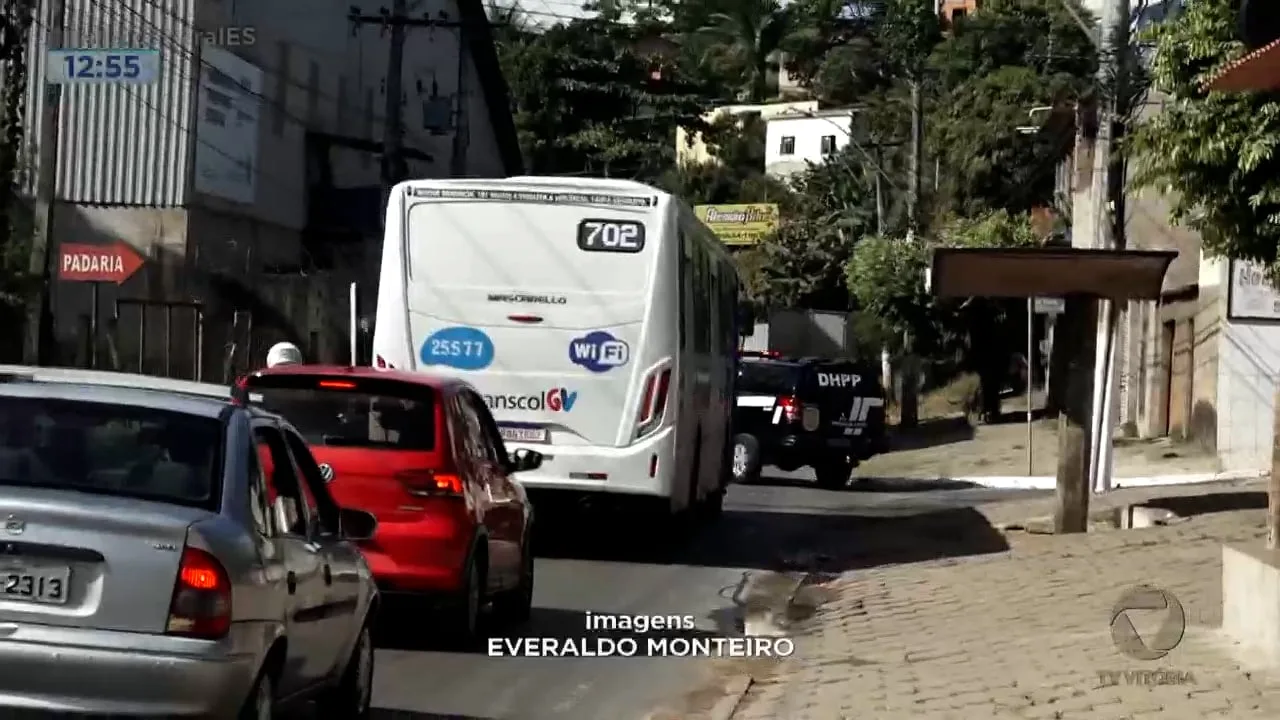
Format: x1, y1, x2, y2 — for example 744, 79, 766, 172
731, 434, 762, 484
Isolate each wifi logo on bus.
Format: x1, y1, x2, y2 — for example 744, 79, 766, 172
569, 331, 629, 373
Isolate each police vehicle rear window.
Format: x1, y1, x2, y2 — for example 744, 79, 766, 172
738, 361, 799, 395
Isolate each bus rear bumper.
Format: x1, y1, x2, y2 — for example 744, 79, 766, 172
504, 427, 677, 499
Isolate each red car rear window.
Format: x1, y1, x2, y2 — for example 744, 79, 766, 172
246, 375, 435, 451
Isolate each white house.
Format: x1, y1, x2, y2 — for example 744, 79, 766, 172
764, 107, 857, 180
676, 101, 819, 167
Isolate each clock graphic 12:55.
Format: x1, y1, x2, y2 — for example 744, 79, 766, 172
47, 49, 160, 85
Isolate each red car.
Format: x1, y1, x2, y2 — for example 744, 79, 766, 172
239, 365, 540, 642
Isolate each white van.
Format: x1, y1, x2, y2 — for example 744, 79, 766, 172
371, 177, 741, 520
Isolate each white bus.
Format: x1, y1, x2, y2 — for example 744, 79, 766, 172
371, 177, 741, 521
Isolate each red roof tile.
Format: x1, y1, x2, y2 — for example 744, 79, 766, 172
1209, 37, 1280, 92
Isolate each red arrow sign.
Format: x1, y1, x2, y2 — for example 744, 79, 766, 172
58, 242, 145, 284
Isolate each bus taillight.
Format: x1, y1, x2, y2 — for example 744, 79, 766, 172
636, 368, 672, 438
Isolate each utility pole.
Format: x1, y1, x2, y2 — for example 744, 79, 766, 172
898, 77, 925, 429
348, 6, 472, 203
906, 80, 923, 228
383, 0, 407, 201
26, 0, 65, 365
450, 25, 468, 176
1053, 0, 1130, 532
1055, 293, 1099, 533
873, 149, 884, 235
1085, 0, 1131, 495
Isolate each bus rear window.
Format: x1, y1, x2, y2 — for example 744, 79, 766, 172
246, 376, 435, 451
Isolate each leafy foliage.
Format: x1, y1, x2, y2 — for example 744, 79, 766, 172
847, 210, 1038, 356
748, 145, 877, 309
658, 114, 794, 205
496, 15, 711, 181
0, 0, 38, 315
1127, 0, 1280, 269
490, 0, 1092, 383
927, 0, 1096, 216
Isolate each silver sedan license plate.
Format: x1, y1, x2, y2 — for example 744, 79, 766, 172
0, 564, 71, 604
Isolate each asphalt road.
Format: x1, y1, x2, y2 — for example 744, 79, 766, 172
367, 471, 1047, 720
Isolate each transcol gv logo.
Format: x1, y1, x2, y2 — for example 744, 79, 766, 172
484, 388, 578, 412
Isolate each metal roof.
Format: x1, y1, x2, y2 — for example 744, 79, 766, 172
1207, 37, 1280, 92
929, 247, 1177, 300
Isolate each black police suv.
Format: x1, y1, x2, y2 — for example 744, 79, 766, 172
730, 352, 888, 489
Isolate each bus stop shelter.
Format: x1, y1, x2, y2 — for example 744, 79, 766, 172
929, 246, 1177, 532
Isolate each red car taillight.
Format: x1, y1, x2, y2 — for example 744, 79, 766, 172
777, 395, 801, 423
166, 546, 232, 639
396, 469, 463, 497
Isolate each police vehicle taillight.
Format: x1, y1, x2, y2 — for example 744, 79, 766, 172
778, 396, 801, 423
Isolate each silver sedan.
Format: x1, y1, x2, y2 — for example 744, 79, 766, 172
0, 366, 380, 717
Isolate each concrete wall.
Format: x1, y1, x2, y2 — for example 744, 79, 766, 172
1208, 256, 1280, 472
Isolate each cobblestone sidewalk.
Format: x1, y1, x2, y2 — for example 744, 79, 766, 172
732, 509, 1280, 719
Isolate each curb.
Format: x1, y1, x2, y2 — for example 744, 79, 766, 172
706, 674, 753, 720
953, 469, 1265, 491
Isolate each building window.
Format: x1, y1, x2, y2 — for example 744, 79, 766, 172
779, 136, 795, 155
821, 135, 837, 154
951, 8, 967, 21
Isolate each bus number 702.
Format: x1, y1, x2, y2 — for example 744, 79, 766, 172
578, 219, 645, 253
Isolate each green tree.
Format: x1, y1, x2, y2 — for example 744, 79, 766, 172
694, 0, 801, 102
847, 210, 1039, 418
659, 113, 793, 205
930, 66, 1079, 216
749, 146, 877, 309
926, 0, 1096, 216
0, 0, 39, 358
1127, 0, 1280, 269
496, 14, 710, 181
782, 0, 884, 102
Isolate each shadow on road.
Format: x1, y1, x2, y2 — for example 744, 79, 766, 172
888, 416, 975, 452
1142, 491, 1267, 517
535, 506, 1010, 573
372, 711, 496, 719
